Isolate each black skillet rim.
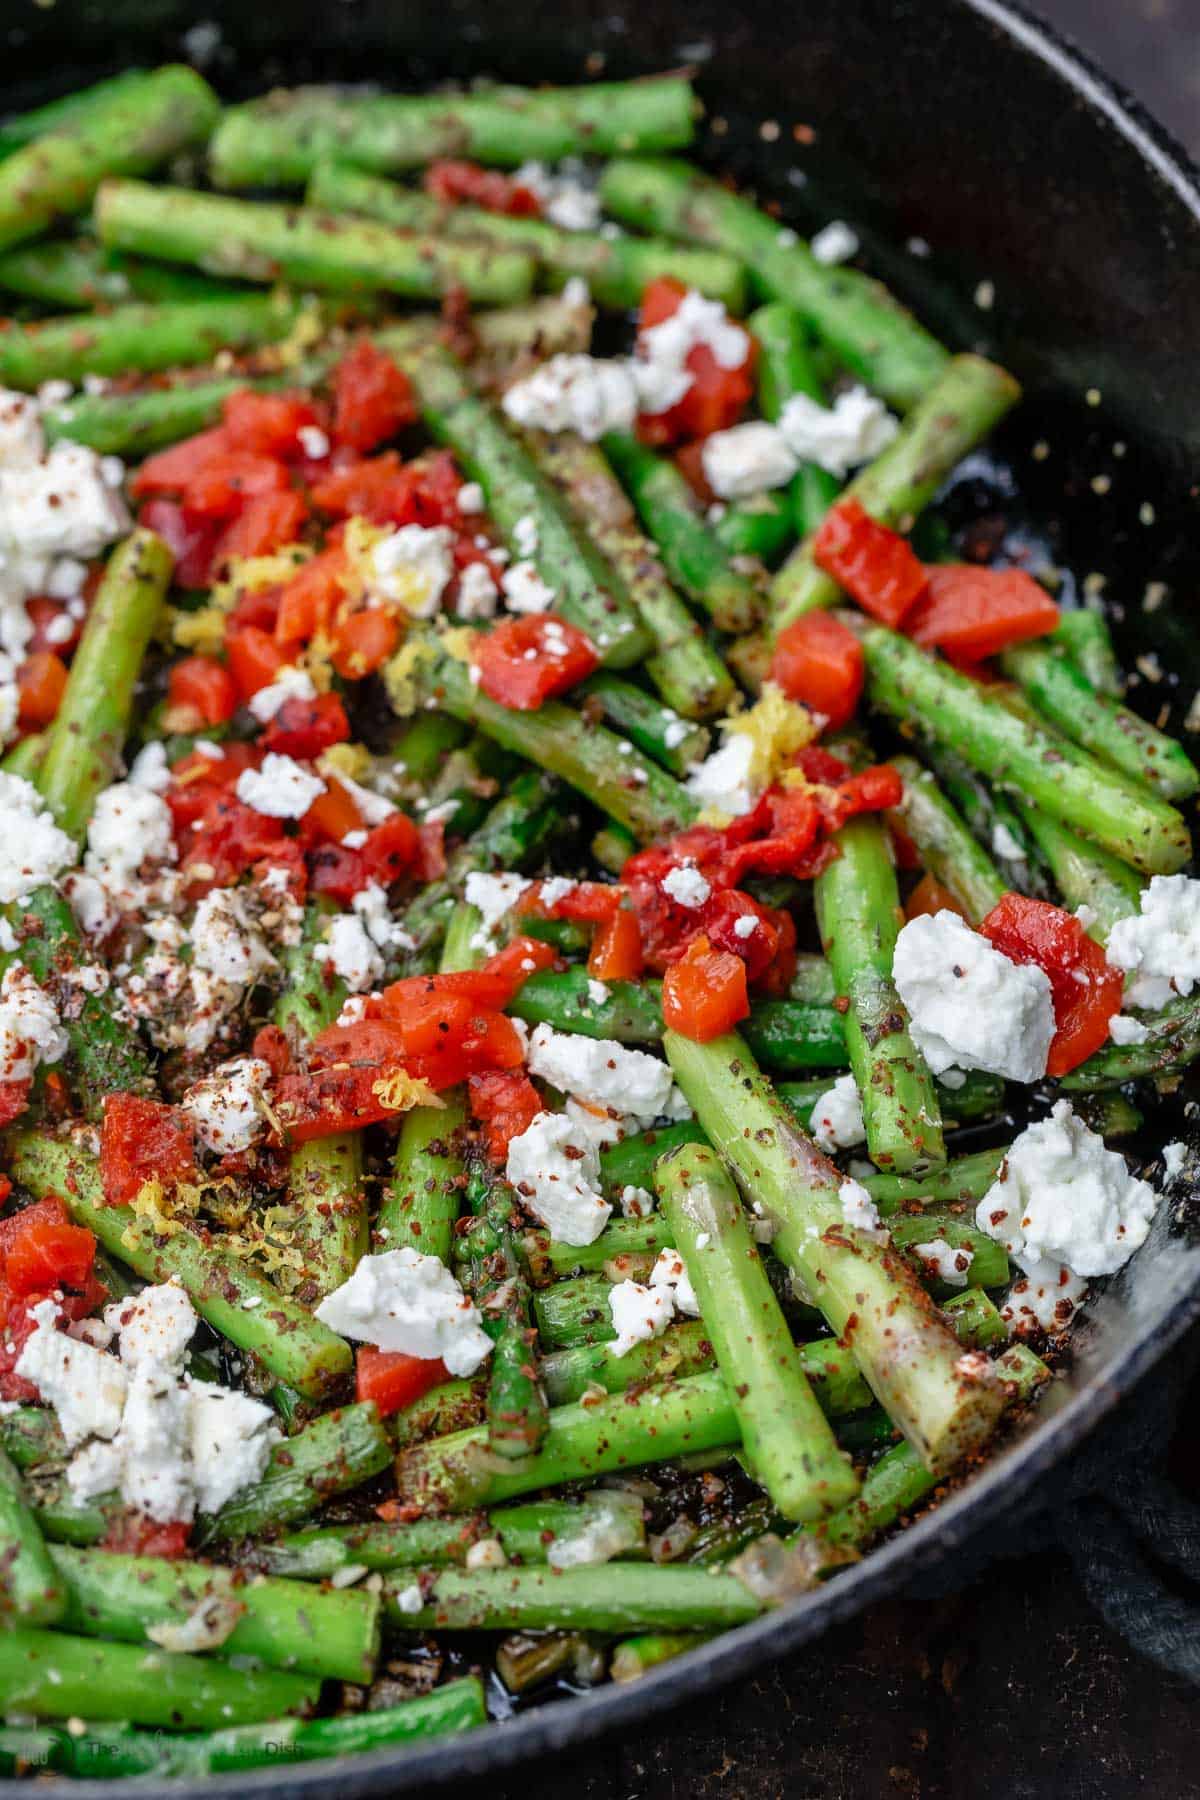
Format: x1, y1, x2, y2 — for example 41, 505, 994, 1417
5, 0, 1200, 1789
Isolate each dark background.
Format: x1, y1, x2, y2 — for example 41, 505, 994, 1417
464, 5, 1200, 1796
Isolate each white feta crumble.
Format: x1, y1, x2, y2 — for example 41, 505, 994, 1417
1108, 1013, 1151, 1045
512, 513, 540, 559
247, 664, 317, 723
103, 1282, 196, 1376
15, 1300, 128, 1446
501, 560, 556, 614
85, 781, 175, 887
1163, 1141, 1187, 1181
976, 1100, 1159, 1280
297, 424, 330, 460
778, 387, 899, 478
465, 1537, 508, 1571
700, 422, 798, 500
1000, 1257, 1088, 1339
314, 1248, 492, 1377
661, 861, 711, 909
505, 1109, 612, 1245
838, 1178, 886, 1240
684, 731, 757, 817
1106, 874, 1200, 1008
236, 753, 325, 820
991, 821, 1027, 864
662, 717, 691, 751
733, 914, 758, 940
892, 910, 1056, 1083
513, 159, 602, 232
456, 481, 484, 514
502, 354, 643, 441
809, 1073, 866, 1153
586, 978, 610, 1005
393, 1582, 424, 1615
368, 524, 455, 618
127, 741, 171, 795
463, 870, 531, 949
0, 963, 68, 1082
639, 287, 750, 378
0, 771, 75, 900
182, 1056, 273, 1155
315, 912, 384, 993
619, 1183, 656, 1220
187, 1381, 279, 1514
911, 1238, 974, 1288
456, 560, 500, 620
115, 1365, 195, 1522
526, 1023, 676, 1125
191, 888, 276, 985
608, 1278, 674, 1356
649, 1246, 699, 1316
810, 219, 860, 264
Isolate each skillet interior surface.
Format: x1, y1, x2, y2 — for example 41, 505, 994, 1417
0, 0, 1198, 1789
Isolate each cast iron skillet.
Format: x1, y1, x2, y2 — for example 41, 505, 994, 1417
2, 0, 1199, 1790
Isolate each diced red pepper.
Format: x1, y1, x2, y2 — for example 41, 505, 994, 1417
587, 907, 644, 982
769, 611, 864, 731
812, 498, 929, 626
330, 606, 400, 680
179, 452, 291, 526
471, 613, 599, 710
272, 1062, 409, 1141
0, 1078, 32, 1128
636, 277, 755, 446
222, 389, 321, 459
425, 159, 542, 217
355, 1346, 450, 1416
250, 1023, 294, 1080
262, 690, 350, 759
980, 892, 1125, 1076
299, 776, 365, 849
331, 342, 417, 454
131, 425, 232, 499
702, 888, 796, 992
137, 497, 219, 589
211, 488, 309, 572
25, 595, 82, 660
16, 651, 68, 728
100, 1514, 191, 1559
519, 880, 625, 925
905, 564, 1061, 662
225, 624, 291, 701
661, 934, 750, 1041
905, 871, 970, 923
166, 655, 238, 731
468, 1069, 544, 1162
99, 1093, 197, 1209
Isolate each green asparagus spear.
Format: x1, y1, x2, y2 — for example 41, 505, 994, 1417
1000, 641, 1199, 800
598, 157, 948, 409
0, 237, 238, 309
49, 1545, 379, 1682
0, 1447, 65, 1625
460, 1160, 548, 1460
664, 1030, 1006, 1474
577, 672, 710, 776
738, 998, 851, 1071
611, 1632, 716, 1681
1058, 989, 1200, 1090
940, 1288, 1009, 1350
38, 527, 172, 840
862, 626, 1192, 874
656, 1143, 858, 1520
378, 1094, 468, 1263
532, 1274, 614, 1349
814, 815, 945, 1171
887, 1215, 1009, 1290
1014, 803, 1143, 942
0, 1627, 319, 1729
771, 355, 1021, 626
0, 290, 315, 389
395, 643, 697, 843
597, 1123, 709, 1197
96, 180, 536, 305
603, 429, 763, 633
211, 77, 698, 187
388, 1563, 760, 1634
859, 1146, 1008, 1214
509, 968, 664, 1043
306, 161, 745, 311
528, 431, 735, 719
1050, 608, 1123, 697
196, 1402, 392, 1544
749, 301, 842, 533
0, 66, 219, 255
888, 755, 1007, 923
0, 71, 151, 157
8, 1133, 353, 1399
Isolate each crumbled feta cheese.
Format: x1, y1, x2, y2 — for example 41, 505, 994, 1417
513, 160, 602, 232
315, 1248, 492, 1377
297, 424, 330, 460
0, 389, 45, 464
183, 1056, 272, 1155
893, 911, 1056, 1083
65, 1436, 124, 1503
464, 870, 531, 949
619, 1183, 656, 1220
1107, 875, 1200, 1007
236, 753, 325, 820
350, 880, 411, 957
1000, 1256, 1088, 1339
809, 1073, 866, 1153
527, 1023, 675, 1125
393, 1582, 424, 1615
115, 1365, 194, 1522
15, 1301, 127, 1445
662, 717, 691, 751
315, 912, 384, 993
911, 1238, 974, 1288
700, 422, 798, 499
457, 481, 484, 514
778, 387, 899, 478
976, 1100, 1159, 1279
502, 354, 642, 440
512, 513, 540, 559
127, 741, 170, 794
501, 560, 556, 614
1108, 1013, 1150, 1045
1163, 1141, 1187, 1181
0, 963, 67, 1082
103, 1282, 196, 1376
369, 524, 455, 618
456, 561, 500, 620
733, 914, 758, 940
247, 664, 317, 723
991, 821, 1027, 864
0, 771, 75, 900
505, 1109, 612, 1245
684, 731, 758, 817
608, 1278, 674, 1356
639, 288, 751, 378
187, 1380, 279, 1514
85, 781, 175, 886
649, 1246, 699, 1316
810, 219, 860, 264
465, 1536, 508, 1570
191, 888, 276, 985
838, 1178, 886, 1239
661, 861, 711, 909
0, 438, 128, 563
586, 978, 610, 1005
